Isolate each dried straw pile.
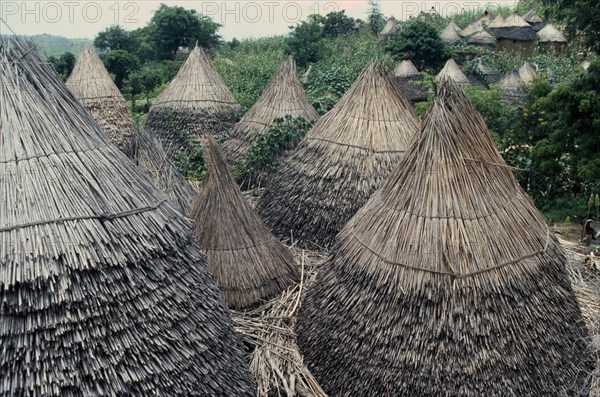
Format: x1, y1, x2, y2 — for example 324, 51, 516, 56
296, 81, 592, 396
222, 57, 319, 169
257, 61, 419, 249
66, 45, 136, 152
126, 127, 197, 214
189, 137, 299, 309
145, 45, 242, 158
0, 37, 254, 396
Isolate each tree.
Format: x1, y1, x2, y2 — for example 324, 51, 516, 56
94, 25, 135, 53
148, 4, 221, 60
286, 20, 324, 68
48, 51, 76, 80
540, 0, 600, 52
125, 66, 163, 108
322, 10, 356, 37
105, 50, 139, 89
367, 0, 386, 35
385, 19, 451, 71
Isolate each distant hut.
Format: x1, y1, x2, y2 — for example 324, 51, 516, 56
257, 62, 419, 249
221, 57, 319, 171
145, 45, 242, 159
126, 128, 197, 214
440, 22, 462, 45
519, 61, 538, 84
392, 59, 425, 102
524, 9, 545, 31
296, 81, 593, 396
489, 14, 537, 56
419, 6, 440, 22
499, 70, 528, 105
537, 24, 567, 52
379, 19, 399, 43
0, 37, 254, 396
66, 45, 136, 152
189, 137, 298, 309
466, 29, 497, 50
466, 58, 501, 88
436, 58, 469, 84
459, 20, 483, 38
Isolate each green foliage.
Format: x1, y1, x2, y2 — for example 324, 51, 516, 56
165, 112, 206, 180
305, 68, 352, 113
286, 20, 324, 68
125, 65, 163, 109
385, 19, 451, 71
322, 10, 357, 37
94, 25, 135, 53
105, 50, 139, 88
367, 0, 386, 35
47, 51, 76, 80
539, 0, 600, 52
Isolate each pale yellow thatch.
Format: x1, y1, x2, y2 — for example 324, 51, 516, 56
436, 59, 469, 84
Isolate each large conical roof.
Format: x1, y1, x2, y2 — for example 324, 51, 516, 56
221, 57, 319, 169
189, 137, 298, 309
296, 81, 592, 396
257, 61, 419, 249
145, 45, 242, 158
66, 45, 136, 152
0, 37, 254, 396
436, 58, 469, 84
440, 22, 461, 45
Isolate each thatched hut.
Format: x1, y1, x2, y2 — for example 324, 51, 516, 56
257, 61, 419, 249
221, 57, 319, 170
296, 80, 593, 396
145, 45, 242, 159
519, 61, 538, 84
66, 45, 136, 152
440, 22, 461, 45
466, 58, 501, 88
189, 137, 299, 310
0, 37, 254, 396
488, 14, 505, 29
499, 70, 528, 105
466, 29, 497, 50
524, 9, 545, 31
436, 58, 469, 84
391, 59, 425, 102
379, 19, 399, 43
489, 14, 537, 56
459, 20, 483, 38
537, 24, 567, 52
126, 128, 197, 214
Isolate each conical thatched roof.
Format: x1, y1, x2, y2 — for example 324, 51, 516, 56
0, 37, 254, 396
519, 61, 538, 84
257, 61, 419, 249
145, 45, 242, 158
466, 29, 497, 49
499, 70, 528, 104
189, 137, 298, 310
66, 45, 136, 152
489, 14, 536, 41
296, 81, 593, 396
221, 57, 319, 169
126, 128, 197, 214
537, 23, 567, 43
392, 59, 425, 102
440, 22, 461, 45
459, 20, 483, 37
379, 19, 397, 36
436, 58, 469, 84
524, 9, 545, 30
488, 14, 505, 29
393, 59, 419, 78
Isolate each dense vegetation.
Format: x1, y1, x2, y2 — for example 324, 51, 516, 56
42, 0, 599, 225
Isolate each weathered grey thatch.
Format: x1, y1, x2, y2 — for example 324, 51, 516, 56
524, 9, 545, 31
257, 61, 419, 249
296, 80, 593, 397
436, 58, 469, 84
126, 128, 197, 214
459, 20, 483, 37
189, 137, 299, 310
66, 45, 136, 152
440, 22, 462, 45
145, 45, 242, 159
392, 59, 425, 102
221, 57, 319, 170
467, 59, 502, 88
489, 14, 537, 41
519, 61, 538, 84
499, 70, 528, 105
0, 37, 254, 397
466, 29, 497, 49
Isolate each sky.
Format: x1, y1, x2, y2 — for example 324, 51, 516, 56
0, 1, 519, 40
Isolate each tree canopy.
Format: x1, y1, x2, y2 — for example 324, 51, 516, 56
106, 50, 139, 88
540, 0, 600, 52
48, 52, 76, 80
94, 25, 135, 53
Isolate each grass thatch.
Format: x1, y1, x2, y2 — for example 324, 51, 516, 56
189, 137, 299, 309
537, 24, 567, 43
145, 45, 242, 159
440, 22, 461, 45
66, 45, 136, 152
221, 57, 319, 169
257, 61, 419, 249
519, 61, 538, 84
459, 20, 483, 37
489, 14, 537, 41
436, 58, 470, 84
466, 30, 497, 50
0, 37, 254, 396
391, 60, 425, 102
296, 80, 593, 396
499, 70, 528, 105
126, 127, 197, 214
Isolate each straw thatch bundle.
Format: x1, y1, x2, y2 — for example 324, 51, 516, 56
145, 45, 242, 158
66, 45, 136, 152
296, 81, 592, 396
257, 61, 419, 249
440, 22, 461, 45
489, 14, 537, 41
436, 58, 470, 84
499, 70, 528, 105
391, 59, 425, 102
126, 127, 197, 214
221, 57, 319, 169
466, 29, 497, 49
189, 137, 299, 309
519, 61, 538, 84
0, 37, 254, 396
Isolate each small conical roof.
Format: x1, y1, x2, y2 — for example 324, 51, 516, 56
392, 60, 425, 102
221, 57, 319, 169
467, 29, 497, 47
499, 70, 528, 104
297, 81, 592, 396
488, 14, 506, 28
393, 59, 419, 78
145, 45, 242, 157
66, 45, 136, 151
0, 37, 254, 396
537, 24, 567, 43
380, 19, 397, 36
524, 9, 543, 24
436, 59, 469, 84
189, 137, 299, 309
519, 61, 538, 84
459, 20, 483, 37
440, 22, 461, 45
257, 61, 419, 249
